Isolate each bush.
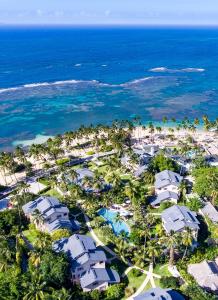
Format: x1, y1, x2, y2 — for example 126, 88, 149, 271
56, 158, 70, 165
86, 150, 95, 155
106, 283, 125, 300
132, 268, 142, 277
51, 229, 72, 241
160, 276, 179, 289
186, 197, 203, 212
160, 201, 173, 211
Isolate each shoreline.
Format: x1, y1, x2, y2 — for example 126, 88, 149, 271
0, 122, 215, 151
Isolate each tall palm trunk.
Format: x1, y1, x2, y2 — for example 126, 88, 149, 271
169, 246, 175, 266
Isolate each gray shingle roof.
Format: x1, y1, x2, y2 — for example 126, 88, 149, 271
151, 191, 179, 206
22, 196, 69, 217
134, 165, 148, 177
80, 268, 120, 289
133, 287, 184, 300
76, 168, 94, 181
47, 219, 73, 233
201, 202, 218, 223
161, 205, 200, 233
53, 234, 107, 270
155, 170, 182, 189
188, 259, 218, 292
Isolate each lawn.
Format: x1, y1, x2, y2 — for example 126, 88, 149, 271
142, 280, 152, 292
23, 229, 39, 245
153, 263, 170, 277
38, 177, 50, 186
43, 188, 63, 198
126, 269, 147, 290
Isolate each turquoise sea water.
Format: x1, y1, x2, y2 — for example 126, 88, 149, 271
98, 208, 130, 236
0, 26, 218, 150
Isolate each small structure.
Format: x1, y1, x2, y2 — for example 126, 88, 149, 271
66, 168, 107, 192
22, 196, 73, 233
155, 170, 183, 194
133, 287, 184, 300
200, 202, 218, 224
26, 180, 47, 195
161, 205, 200, 239
188, 258, 218, 293
53, 234, 120, 292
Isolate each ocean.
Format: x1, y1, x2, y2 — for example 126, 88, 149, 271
0, 26, 218, 150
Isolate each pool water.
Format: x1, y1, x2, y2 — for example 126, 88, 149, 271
98, 208, 130, 236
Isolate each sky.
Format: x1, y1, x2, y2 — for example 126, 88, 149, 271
1, 0, 218, 26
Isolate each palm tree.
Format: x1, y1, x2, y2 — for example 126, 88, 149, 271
35, 232, 51, 250
31, 209, 44, 227
29, 251, 41, 268
194, 118, 200, 126
115, 212, 122, 234
51, 288, 72, 300
23, 271, 53, 300
162, 231, 180, 266
145, 239, 161, 266
114, 238, 128, 262
181, 228, 193, 259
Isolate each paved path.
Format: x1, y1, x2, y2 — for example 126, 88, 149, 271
84, 213, 161, 300
128, 264, 154, 300
84, 213, 118, 258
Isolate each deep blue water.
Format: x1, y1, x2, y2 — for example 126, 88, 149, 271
0, 26, 218, 150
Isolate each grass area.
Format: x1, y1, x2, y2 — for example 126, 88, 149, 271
23, 229, 39, 245
120, 174, 132, 181
153, 263, 170, 277
43, 188, 62, 198
206, 216, 218, 239
142, 280, 152, 292
38, 177, 50, 186
126, 269, 147, 290
70, 164, 83, 170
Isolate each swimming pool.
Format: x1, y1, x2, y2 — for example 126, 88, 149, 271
98, 208, 130, 236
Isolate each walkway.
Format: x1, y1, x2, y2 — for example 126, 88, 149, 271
84, 213, 162, 300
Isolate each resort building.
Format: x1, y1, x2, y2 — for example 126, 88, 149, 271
53, 234, 120, 292
22, 196, 75, 233
161, 205, 200, 239
133, 287, 185, 300
155, 170, 183, 194
151, 170, 183, 207
188, 258, 218, 293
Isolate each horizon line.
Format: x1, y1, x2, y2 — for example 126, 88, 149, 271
1, 23, 218, 28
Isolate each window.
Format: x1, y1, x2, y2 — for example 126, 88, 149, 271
64, 213, 68, 216
57, 215, 62, 219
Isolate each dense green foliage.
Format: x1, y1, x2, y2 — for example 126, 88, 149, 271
193, 167, 218, 203
149, 153, 179, 173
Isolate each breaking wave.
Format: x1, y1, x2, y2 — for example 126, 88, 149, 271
149, 67, 205, 73
0, 77, 155, 95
